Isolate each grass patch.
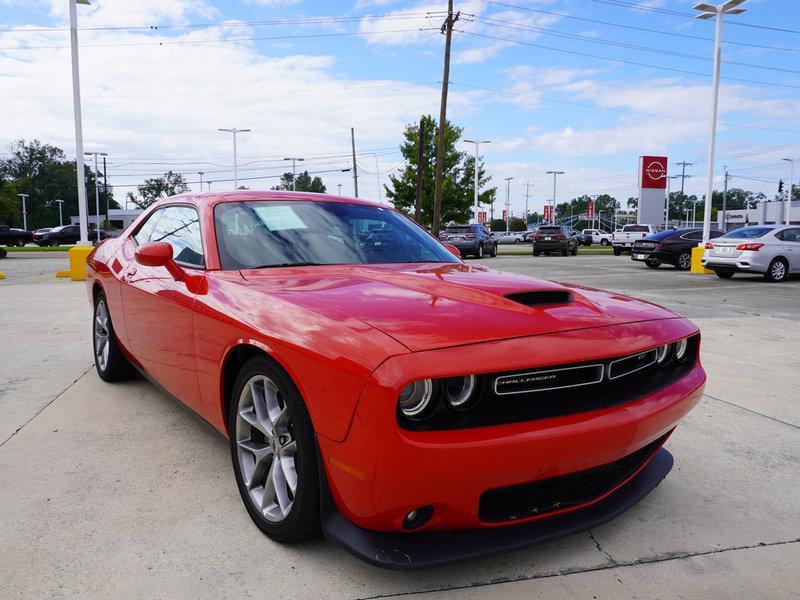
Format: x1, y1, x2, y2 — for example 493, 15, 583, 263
5, 245, 73, 252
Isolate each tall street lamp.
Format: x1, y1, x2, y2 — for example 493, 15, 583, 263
694, 0, 747, 244
782, 158, 794, 225
198, 171, 205, 193
70, 0, 92, 246
546, 170, 564, 225
504, 177, 514, 231
218, 128, 251, 190
464, 139, 490, 224
85, 151, 107, 243
17, 194, 29, 230
283, 157, 305, 191
55, 199, 65, 227
337, 184, 342, 195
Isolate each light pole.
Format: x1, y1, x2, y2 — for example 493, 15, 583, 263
337, 184, 342, 195
85, 151, 107, 243
218, 128, 251, 190
56, 199, 65, 226
464, 139, 491, 224
504, 177, 513, 231
694, 0, 747, 243
782, 158, 794, 225
198, 171, 204, 192
283, 157, 305, 191
17, 194, 29, 230
70, 0, 92, 246
546, 170, 564, 225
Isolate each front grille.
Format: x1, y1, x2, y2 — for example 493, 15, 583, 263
478, 431, 671, 522
399, 335, 699, 431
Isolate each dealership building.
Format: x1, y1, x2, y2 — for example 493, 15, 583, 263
718, 200, 800, 228
70, 208, 143, 231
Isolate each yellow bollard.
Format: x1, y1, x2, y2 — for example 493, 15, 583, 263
55, 245, 93, 281
690, 245, 713, 274
0, 272, 6, 280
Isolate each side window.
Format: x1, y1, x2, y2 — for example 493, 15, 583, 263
779, 228, 800, 242
134, 208, 164, 246
710, 231, 724, 239
149, 206, 204, 267
682, 231, 703, 241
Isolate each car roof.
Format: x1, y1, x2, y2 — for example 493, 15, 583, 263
156, 190, 383, 209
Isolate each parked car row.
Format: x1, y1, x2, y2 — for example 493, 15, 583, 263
0, 224, 110, 247
0, 225, 34, 247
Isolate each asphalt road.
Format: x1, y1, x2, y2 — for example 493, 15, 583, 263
1, 252, 798, 599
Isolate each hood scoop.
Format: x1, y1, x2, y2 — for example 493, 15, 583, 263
505, 290, 573, 307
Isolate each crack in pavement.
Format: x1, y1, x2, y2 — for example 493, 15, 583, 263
703, 393, 800, 431
589, 530, 617, 565
0, 364, 93, 448
356, 538, 800, 600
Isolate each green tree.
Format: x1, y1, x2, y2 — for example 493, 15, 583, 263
385, 115, 496, 227
0, 139, 118, 229
272, 170, 326, 193
489, 218, 506, 232
508, 216, 526, 232
126, 170, 189, 209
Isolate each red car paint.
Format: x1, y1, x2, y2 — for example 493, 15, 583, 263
86, 191, 705, 534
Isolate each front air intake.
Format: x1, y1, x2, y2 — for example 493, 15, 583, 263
505, 290, 573, 307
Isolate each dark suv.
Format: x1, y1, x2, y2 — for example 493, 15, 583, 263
533, 226, 579, 256
439, 224, 498, 259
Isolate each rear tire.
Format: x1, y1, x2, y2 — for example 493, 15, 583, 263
601, 238, 610, 246
92, 293, 136, 382
715, 270, 734, 279
613, 247, 621, 256
764, 258, 789, 282
676, 252, 692, 271
490, 243, 497, 257
571, 245, 578, 256
229, 356, 320, 544
645, 259, 660, 269
533, 250, 540, 257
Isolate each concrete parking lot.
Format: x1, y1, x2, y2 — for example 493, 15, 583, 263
1, 252, 798, 599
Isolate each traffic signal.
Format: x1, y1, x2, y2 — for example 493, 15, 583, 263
778, 180, 784, 194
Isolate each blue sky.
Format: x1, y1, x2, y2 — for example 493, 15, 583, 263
2, 0, 799, 216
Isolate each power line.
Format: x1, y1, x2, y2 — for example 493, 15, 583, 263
457, 30, 800, 91
448, 81, 800, 135
476, 0, 800, 53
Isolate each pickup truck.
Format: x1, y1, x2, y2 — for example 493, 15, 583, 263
0, 225, 33, 247
612, 224, 659, 255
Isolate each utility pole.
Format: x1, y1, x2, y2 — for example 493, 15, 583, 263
85, 151, 107, 243
17, 194, 29, 230
504, 177, 513, 231
722, 166, 730, 230
432, 0, 459, 236
198, 171, 205, 193
284, 157, 305, 191
70, 0, 91, 246
351, 127, 359, 198
56, 199, 65, 226
546, 170, 564, 225
524, 181, 532, 224
414, 118, 426, 222
674, 161, 693, 196
102, 155, 108, 224
218, 127, 251, 190
782, 158, 794, 225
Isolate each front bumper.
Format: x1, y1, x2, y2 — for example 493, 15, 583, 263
317, 319, 704, 537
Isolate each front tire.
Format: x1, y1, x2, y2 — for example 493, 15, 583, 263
533, 250, 540, 257
601, 238, 610, 246
490, 243, 497, 257
476, 244, 484, 259
230, 356, 320, 543
93, 293, 136, 382
764, 258, 789, 283
613, 247, 622, 256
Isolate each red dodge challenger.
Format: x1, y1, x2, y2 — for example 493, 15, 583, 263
86, 191, 705, 569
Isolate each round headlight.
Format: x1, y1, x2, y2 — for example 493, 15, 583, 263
398, 379, 434, 418
656, 344, 671, 364
675, 337, 689, 361
444, 375, 477, 409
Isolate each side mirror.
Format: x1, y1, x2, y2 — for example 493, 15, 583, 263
443, 243, 461, 258
134, 241, 184, 280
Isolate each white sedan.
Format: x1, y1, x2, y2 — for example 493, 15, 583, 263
497, 232, 527, 244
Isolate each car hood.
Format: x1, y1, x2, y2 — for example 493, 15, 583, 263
239, 262, 680, 352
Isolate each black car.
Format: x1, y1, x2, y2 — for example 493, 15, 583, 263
631, 228, 724, 270
438, 223, 498, 258
533, 226, 579, 256
34, 224, 108, 246
0, 225, 33, 247
570, 229, 592, 246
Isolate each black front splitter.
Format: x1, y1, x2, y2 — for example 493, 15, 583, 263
320, 448, 674, 570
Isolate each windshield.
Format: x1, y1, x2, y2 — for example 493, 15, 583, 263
214, 200, 459, 269
722, 226, 773, 239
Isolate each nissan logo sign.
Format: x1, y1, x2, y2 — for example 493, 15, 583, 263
645, 161, 666, 181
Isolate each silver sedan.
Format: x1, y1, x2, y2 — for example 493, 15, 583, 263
702, 224, 800, 282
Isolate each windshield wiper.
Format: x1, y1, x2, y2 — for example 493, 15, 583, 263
251, 261, 322, 269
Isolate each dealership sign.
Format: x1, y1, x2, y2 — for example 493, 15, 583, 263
639, 156, 668, 189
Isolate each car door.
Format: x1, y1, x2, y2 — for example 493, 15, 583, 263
777, 228, 800, 271
121, 205, 205, 412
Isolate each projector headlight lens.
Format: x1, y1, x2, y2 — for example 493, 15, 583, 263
398, 379, 434, 418
656, 344, 671, 364
444, 375, 477, 409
